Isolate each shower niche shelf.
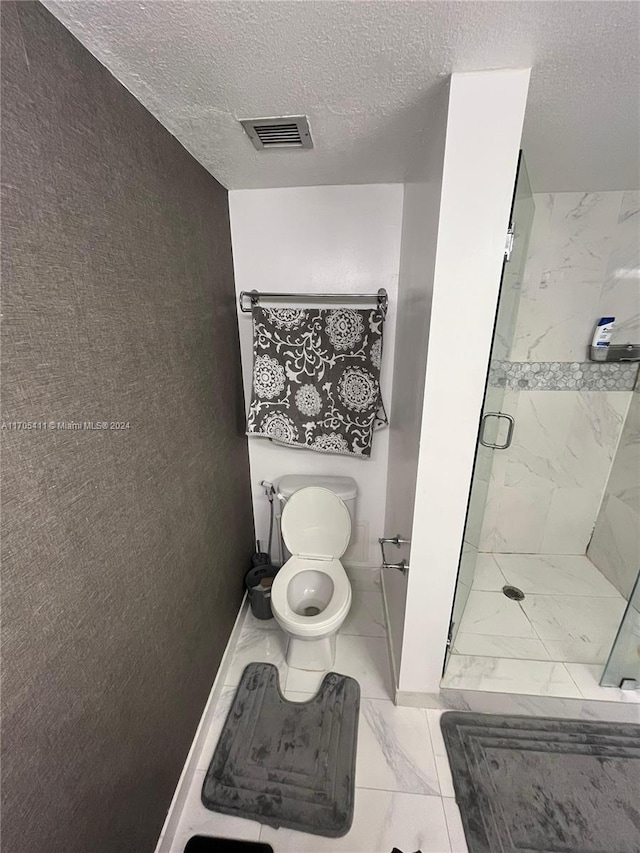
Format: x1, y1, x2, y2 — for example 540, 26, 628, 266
589, 343, 640, 362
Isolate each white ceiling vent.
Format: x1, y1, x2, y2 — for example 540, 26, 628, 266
239, 115, 313, 150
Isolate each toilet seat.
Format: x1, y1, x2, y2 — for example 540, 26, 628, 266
271, 487, 352, 639
271, 556, 352, 638
280, 487, 351, 560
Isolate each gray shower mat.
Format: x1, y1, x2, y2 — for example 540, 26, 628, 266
202, 662, 360, 837
441, 712, 640, 853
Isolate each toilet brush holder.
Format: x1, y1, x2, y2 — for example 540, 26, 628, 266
245, 564, 279, 620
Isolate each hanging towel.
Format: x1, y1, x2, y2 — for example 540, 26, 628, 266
247, 306, 387, 458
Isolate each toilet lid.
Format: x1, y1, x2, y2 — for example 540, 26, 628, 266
281, 487, 351, 560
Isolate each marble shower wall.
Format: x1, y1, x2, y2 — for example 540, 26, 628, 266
477, 189, 639, 556
510, 190, 640, 361
479, 389, 631, 554
588, 392, 640, 598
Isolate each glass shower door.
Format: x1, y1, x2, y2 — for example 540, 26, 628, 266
601, 570, 640, 689
446, 155, 534, 660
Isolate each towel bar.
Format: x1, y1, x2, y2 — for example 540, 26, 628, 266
239, 288, 388, 318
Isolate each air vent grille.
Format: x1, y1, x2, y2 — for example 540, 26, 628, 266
239, 115, 313, 150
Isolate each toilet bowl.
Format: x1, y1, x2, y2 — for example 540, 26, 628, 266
271, 486, 353, 671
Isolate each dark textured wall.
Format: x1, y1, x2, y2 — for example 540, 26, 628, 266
1, 4, 254, 852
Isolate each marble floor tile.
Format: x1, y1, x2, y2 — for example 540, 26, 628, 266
457, 591, 536, 638
441, 655, 582, 698
195, 684, 236, 771
340, 589, 387, 637
242, 609, 280, 631
542, 638, 616, 665
565, 663, 640, 705
425, 710, 455, 798
520, 594, 626, 645
357, 697, 440, 795
169, 769, 262, 852
285, 634, 393, 699
453, 633, 550, 661
281, 691, 440, 796
471, 554, 506, 591
259, 787, 451, 853
494, 553, 622, 597
223, 623, 289, 688
346, 566, 382, 590
443, 797, 469, 853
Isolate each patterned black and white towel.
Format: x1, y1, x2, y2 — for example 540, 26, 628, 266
247, 306, 387, 457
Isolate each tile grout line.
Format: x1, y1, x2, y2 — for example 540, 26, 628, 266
442, 796, 464, 853
516, 597, 546, 647
561, 660, 589, 699
538, 636, 608, 666
475, 589, 624, 598
423, 708, 447, 799
353, 783, 445, 798
453, 629, 549, 640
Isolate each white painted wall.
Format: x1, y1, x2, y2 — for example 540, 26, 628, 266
229, 184, 404, 566
396, 69, 531, 696
382, 84, 450, 684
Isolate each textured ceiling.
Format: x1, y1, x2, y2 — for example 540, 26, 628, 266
43, 1, 640, 191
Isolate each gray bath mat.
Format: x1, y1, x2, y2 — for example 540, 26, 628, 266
202, 662, 360, 837
441, 712, 640, 853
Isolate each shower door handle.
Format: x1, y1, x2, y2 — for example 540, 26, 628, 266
479, 412, 515, 450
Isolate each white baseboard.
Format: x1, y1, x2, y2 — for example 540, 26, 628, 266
154, 594, 249, 853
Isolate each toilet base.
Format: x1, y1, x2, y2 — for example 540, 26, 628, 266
285, 633, 337, 671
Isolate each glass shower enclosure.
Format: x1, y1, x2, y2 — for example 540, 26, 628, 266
444, 155, 639, 696
446, 153, 534, 658
602, 571, 640, 689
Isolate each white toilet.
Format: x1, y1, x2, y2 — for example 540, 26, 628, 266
271, 483, 354, 671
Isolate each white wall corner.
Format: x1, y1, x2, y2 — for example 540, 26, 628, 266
398, 68, 531, 694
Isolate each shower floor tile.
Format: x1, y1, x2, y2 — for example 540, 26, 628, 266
453, 633, 550, 660
563, 663, 640, 703
519, 594, 627, 645
456, 590, 537, 638
470, 554, 507, 591
541, 638, 617, 665
494, 553, 622, 597
446, 552, 631, 701
441, 654, 582, 698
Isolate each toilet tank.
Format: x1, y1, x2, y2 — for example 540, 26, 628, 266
274, 475, 358, 563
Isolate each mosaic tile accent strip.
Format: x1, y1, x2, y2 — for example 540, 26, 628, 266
488, 361, 639, 391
